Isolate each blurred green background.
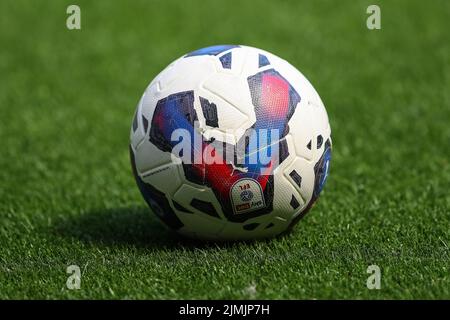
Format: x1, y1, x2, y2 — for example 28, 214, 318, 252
0, 0, 449, 299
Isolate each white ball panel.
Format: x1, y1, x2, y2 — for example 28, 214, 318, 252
134, 139, 173, 174
283, 156, 316, 208
173, 184, 224, 219
287, 99, 317, 161
218, 214, 274, 240
140, 163, 184, 197
177, 214, 225, 239
195, 85, 252, 132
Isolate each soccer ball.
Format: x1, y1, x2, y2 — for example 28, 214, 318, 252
130, 45, 331, 240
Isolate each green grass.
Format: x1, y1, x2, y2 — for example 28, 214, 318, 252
1, 0, 449, 299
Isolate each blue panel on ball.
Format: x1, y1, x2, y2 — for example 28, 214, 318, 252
313, 140, 332, 197
185, 45, 239, 57
258, 54, 270, 67
219, 52, 232, 69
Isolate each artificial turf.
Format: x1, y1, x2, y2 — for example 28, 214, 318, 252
0, 0, 449, 299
